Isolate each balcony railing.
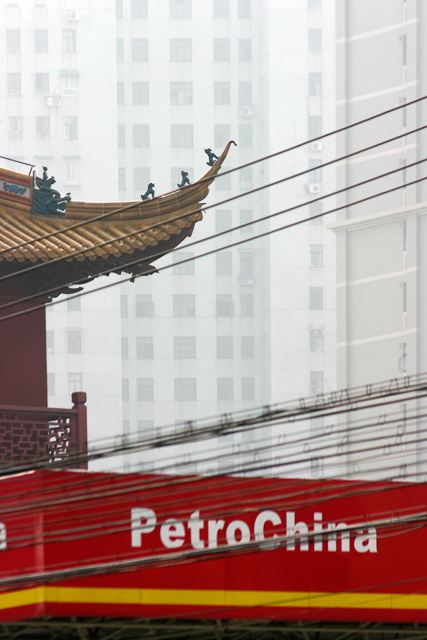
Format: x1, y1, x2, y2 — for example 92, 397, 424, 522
0, 392, 87, 470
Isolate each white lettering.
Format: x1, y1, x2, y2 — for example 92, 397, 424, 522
0, 523, 6, 550
131, 508, 156, 548
226, 520, 251, 545
354, 527, 377, 553
208, 519, 225, 548
314, 512, 323, 551
254, 510, 281, 542
160, 518, 185, 549
286, 511, 308, 551
188, 511, 204, 550
327, 523, 350, 552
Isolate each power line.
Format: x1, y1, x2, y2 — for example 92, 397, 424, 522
0, 160, 424, 322
1, 94, 424, 258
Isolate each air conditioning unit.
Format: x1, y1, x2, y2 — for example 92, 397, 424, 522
239, 106, 254, 117
46, 96, 61, 107
68, 10, 81, 20
311, 141, 322, 151
308, 183, 321, 194
239, 275, 255, 285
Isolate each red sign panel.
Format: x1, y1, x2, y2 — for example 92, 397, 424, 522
0, 169, 32, 206
0, 470, 426, 623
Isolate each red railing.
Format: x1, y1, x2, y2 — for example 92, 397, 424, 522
0, 392, 87, 470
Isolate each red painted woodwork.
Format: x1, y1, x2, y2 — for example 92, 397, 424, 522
0, 296, 47, 407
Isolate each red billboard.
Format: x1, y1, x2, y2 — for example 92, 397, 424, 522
0, 469, 426, 623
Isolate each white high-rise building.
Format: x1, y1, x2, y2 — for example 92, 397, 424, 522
0, 0, 336, 476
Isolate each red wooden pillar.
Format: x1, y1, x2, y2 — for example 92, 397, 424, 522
0, 296, 47, 407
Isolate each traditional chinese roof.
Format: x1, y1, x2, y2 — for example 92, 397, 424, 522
0, 141, 236, 298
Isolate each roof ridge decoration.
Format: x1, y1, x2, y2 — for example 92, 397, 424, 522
31, 167, 71, 218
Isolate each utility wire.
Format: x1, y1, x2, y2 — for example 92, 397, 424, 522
1, 95, 424, 258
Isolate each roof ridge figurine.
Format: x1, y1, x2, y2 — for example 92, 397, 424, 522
204, 148, 219, 167
177, 171, 191, 188
141, 183, 155, 200
31, 166, 71, 218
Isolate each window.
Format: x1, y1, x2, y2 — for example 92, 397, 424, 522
36, 116, 50, 140
64, 116, 78, 140
63, 75, 77, 96
239, 167, 253, 190
217, 294, 234, 317
310, 245, 323, 267
47, 373, 55, 396
308, 0, 321, 7
401, 97, 407, 128
134, 168, 150, 190
309, 159, 322, 182
170, 39, 192, 61
122, 378, 129, 401
309, 200, 323, 225
133, 125, 150, 148
118, 125, 125, 148
216, 210, 231, 233
238, 0, 251, 17
173, 252, 195, 275
121, 337, 128, 359
63, 29, 76, 53
121, 295, 128, 317
136, 294, 154, 317
214, 82, 230, 105
241, 336, 254, 358
217, 336, 233, 359
309, 73, 322, 96
171, 82, 193, 105
214, 39, 230, 62
215, 125, 230, 148
240, 210, 253, 232
171, 167, 193, 188
238, 39, 252, 62
67, 296, 80, 311
68, 330, 82, 353
402, 343, 407, 373
218, 378, 233, 400
174, 337, 196, 359
403, 220, 407, 251
46, 331, 54, 354
239, 124, 252, 147
175, 378, 196, 401
240, 251, 254, 276
310, 329, 323, 352
118, 167, 126, 191
137, 379, 153, 401
7, 30, 20, 53
35, 29, 48, 52
310, 416, 324, 436
171, 125, 193, 147
117, 82, 124, 105
402, 34, 407, 66
69, 373, 82, 394
309, 115, 322, 139
35, 73, 49, 96
67, 167, 84, 197
133, 82, 149, 105
116, 0, 123, 17
310, 371, 323, 395
138, 420, 154, 438
239, 81, 252, 105
403, 282, 407, 312
241, 293, 254, 317
137, 337, 153, 359
310, 287, 323, 310
8, 117, 22, 140
117, 39, 124, 62
216, 167, 231, 190
216, 252, 232, 275
170, 0, 191, 18
8, 73, 21, 97
132, 39, 148, 62
173, 294, 195, 317
309, 29, 322, 52
131, 0, 147, 18
213, 0, 229, 18
242, 378, 255, 400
